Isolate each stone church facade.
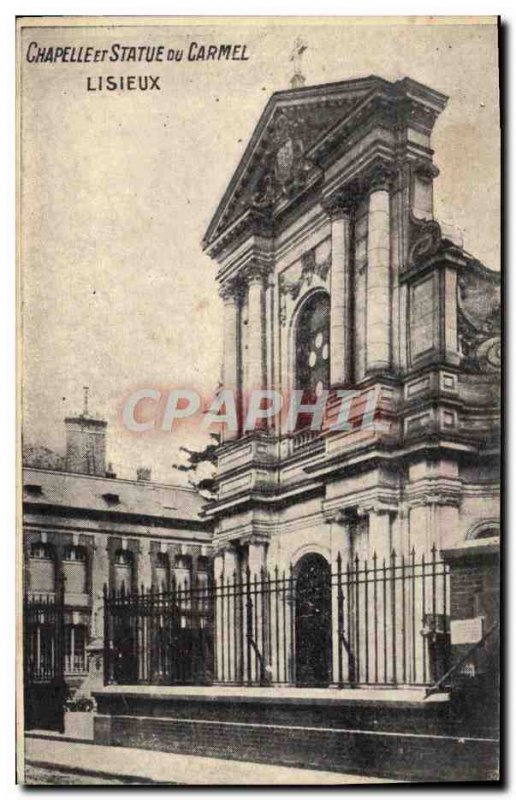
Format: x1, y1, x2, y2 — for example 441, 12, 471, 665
202, 76, 500, 679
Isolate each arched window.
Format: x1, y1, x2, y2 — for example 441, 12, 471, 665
154, 551, 170, 591
29, 541, 56, 593
196, 555, 211, 590
466, 522, 500, 541
62, 545, 87, 594
295, 292, 330, 429
113, 548, 134, 592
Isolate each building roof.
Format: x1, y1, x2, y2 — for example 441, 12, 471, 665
22, 467, 208, 526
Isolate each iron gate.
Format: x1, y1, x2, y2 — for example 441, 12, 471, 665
23, 583, 66, 732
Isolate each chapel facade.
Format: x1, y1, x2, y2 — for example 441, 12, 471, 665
202, 76, 500, 685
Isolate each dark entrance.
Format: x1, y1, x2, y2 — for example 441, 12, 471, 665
23, 585, 66, 733
295, 553, 332, 687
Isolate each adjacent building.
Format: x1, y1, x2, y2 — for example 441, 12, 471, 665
22, 407, 212, 689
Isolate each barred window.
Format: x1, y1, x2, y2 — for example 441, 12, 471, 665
30, 541, 54, 560
63, 545, 86, 561
174, 554, 192, 590
65, 624, 87, 673
155, 551, 170, 591
113, 548, 134, 591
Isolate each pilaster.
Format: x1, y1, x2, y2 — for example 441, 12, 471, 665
323, 193, 354, 387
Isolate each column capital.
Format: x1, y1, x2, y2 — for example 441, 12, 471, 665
218, 279, 242, 302
357, 500, 397, 516
212, 540, 241, 559
323, 506, 359, 525
243, 259, 274, 287
240, 531, 270, 547
365, 163, 397, 194
407, 492, 462, 509
321, 190, 355, 220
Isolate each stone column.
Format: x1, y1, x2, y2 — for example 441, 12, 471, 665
246, 267, 267, 394
363, 507, 393, 684
91, 534, 110, 640
328, 512, 353, 686
265, 276, 275, 417
244, 537, 269, 684
138, 539, 153, 590
367, 506, 392, 559
83, 534, 110, 693
366, 168, 392, 373
213, 546, 241, 684
328, 200, 353, 386
247, 538, 268, 577
220, 282, 240, 441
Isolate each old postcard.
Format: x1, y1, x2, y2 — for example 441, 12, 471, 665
17, 15, 501, 784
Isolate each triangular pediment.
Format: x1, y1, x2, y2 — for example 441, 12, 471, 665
203, 76, 390, 251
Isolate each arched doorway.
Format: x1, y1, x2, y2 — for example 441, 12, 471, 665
295, 553, 332, 687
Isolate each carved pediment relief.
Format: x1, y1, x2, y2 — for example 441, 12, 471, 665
232, 102, 357, 222
203, 80, 388, 251
458, 268, 501, 372
252, 111, 313, 209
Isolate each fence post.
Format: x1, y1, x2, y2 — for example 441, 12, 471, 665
391, 549, 397, 685
337, 552, 343, 687
245, 566, 252, 684
102, 583, 109, 685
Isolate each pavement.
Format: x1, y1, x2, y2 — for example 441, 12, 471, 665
24, 736, 396, 785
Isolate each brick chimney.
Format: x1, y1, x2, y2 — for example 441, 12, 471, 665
65, 387, 107, 476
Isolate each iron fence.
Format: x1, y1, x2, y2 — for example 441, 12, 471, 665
104, 546, 450, 688
23, 585, 66, 732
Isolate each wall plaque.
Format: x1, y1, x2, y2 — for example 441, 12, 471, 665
450, 616, 484, 646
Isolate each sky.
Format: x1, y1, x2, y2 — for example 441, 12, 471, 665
20, 17, 500, 484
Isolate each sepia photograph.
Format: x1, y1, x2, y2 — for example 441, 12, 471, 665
16, 14, 501, 785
